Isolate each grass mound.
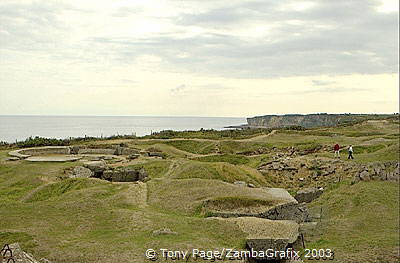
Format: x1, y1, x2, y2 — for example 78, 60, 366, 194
204, 196, 278, 211
147, 178, 277, 215
308, 181, 399, 262
26, 178, 107, 202
170, 160, 267, 185
128, 160, 171, 179
164, 140, 216, 154
218, 141, 272, 154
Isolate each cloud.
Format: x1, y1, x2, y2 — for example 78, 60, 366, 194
170, 84, 188, 94
0, 0, 397, 78
312, 80, 336, 86
296, 86, 368, 94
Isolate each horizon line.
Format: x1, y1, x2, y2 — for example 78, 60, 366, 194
0, 112, 398, 118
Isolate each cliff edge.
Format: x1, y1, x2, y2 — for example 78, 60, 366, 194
247, 113, 396, 128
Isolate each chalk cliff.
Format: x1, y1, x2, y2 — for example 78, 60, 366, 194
247, 113, 394, 128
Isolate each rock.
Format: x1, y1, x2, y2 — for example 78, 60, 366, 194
102, 168, 148, 182
262, 203, 311, 223
294, 188, 324, 203
69, 145, 80, 154
283, 167, 297, 171
69, 166, 94, 178
229, 217, 300, 261
138, 168, 148, 181
5, 157, 20, 161
140, 150, 149, 156
248, 183, 256, 188
359, 170, 371, 181
83, 160, 107, 175
127, 154, 140, 160
148, 152, 164, 158
203, 188, 310, 223
26, 156, 81, 162
152, 228, 178, 236
1, 243, 52, 263
353, 161, 400, 183
299, 222, 318, 235
234, 181, 247, 187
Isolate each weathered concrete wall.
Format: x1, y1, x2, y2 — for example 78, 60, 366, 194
102, 168, 147, 182
77, 148, 116, 155
9, 146, 71, 159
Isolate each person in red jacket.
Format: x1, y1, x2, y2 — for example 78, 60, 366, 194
334, 143, 340, 158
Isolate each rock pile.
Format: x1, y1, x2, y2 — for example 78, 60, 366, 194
65, 160, 149, 182
294, 188, 324, 203
67, 166, 94, 178
353, 161, 399, 183
102, 168, 147, 182
1, 243, 51, 263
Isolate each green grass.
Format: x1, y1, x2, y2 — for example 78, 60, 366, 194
353, 144, 386, 154
128, 160, 171, 178
307, 181, 399, 262
25, 178, 109, 202
204, 196, 278, 211
193, 154, 250, 165
168, 160, 267, 185
218, 141, 273, 154
164, 140, 217, 154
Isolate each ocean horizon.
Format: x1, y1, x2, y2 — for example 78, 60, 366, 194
0, 115, 247, 143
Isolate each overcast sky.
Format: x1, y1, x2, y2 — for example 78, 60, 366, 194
0, 0, 398, 117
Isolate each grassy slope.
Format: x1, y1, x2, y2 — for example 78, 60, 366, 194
0, 157, 246, 262
307, 181, 399, 263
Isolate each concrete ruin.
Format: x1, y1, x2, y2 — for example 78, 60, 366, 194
202, 187, 311, 224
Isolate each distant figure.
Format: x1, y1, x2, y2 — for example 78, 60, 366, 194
334, 143, 340, 158
348, 145, 354, 159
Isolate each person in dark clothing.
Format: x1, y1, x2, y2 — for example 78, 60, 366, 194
348, 145, 354, 159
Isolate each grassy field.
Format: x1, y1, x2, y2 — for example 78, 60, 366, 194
307, 181, 399, 262
0, 118, 398, 262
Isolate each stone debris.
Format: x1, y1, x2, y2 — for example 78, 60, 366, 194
226, 217, 301, 261
234, 181, 247, 187
127, 154, 140, 160
102, 168, 148, 182
25, 156, 82, 162
1, 243, 51, 263
152, 228, 178, 236
83, 160, 107, 174
148, 152, 165, 158
5, 157, 20, 161
353, 161, 399, 183
233, 181, 257, 188
261, 202, 311, 224
203, 188, 310, 223
294, 188, 324, 203
67, 166, 94, 178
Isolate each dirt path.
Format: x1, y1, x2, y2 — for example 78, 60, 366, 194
118, 182, 148, 208
239, 130, 277, 142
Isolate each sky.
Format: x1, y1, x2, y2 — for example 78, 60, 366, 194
0, 0, 398, 117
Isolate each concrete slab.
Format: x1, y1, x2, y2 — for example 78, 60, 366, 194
25, 155, 82, 162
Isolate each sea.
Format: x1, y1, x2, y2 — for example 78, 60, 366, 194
0, 115, 247, 143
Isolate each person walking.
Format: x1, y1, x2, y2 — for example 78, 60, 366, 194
334, 143, 340, 158
348, 145, 354, 159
